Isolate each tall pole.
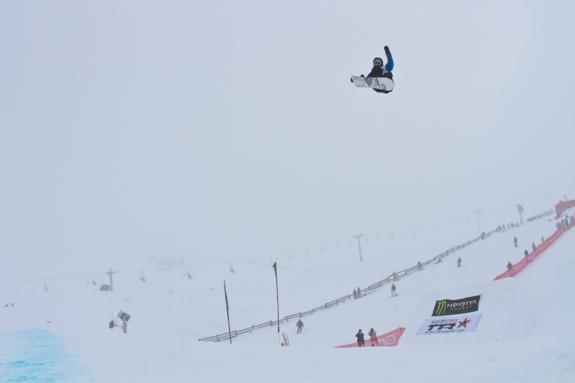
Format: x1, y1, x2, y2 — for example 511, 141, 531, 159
107, 269, 115, 292
272, 262, 280, 333
224, 280, 232, 344
353, 234, 364, 262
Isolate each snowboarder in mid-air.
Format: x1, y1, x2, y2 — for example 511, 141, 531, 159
367, 46, 394, 79
351, 45, 395, 93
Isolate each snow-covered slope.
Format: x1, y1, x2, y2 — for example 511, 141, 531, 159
2, 210, 574, 382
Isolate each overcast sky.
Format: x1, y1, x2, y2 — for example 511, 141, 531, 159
1, 0, 574, 277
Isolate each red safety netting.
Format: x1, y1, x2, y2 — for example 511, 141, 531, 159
494, 220, 574, 280
335, 327, 405, 348
555, 199, 575, 218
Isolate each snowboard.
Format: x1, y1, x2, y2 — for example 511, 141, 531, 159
351, 75, 394, 92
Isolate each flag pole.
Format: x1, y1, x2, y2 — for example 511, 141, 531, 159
273, 262, 280, 333
224, 280, 232, 344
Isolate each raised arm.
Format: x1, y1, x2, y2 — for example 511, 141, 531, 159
384, 46, 394, 72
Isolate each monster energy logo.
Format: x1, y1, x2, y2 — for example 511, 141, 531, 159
435, 300, 448, 316
432, 295, 480, 316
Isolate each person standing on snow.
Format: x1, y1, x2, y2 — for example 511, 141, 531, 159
296, 319, 304, 334
356, 329, 365, 347
368, 328, 379, 346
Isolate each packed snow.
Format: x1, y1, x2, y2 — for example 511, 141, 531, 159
1, 208, 574, 382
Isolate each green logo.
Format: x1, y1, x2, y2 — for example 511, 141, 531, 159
435, 300, 447, 315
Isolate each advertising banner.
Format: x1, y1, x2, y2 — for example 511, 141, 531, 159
432, 295, 481, 316
335, 327, 405, 348
417, 313, 482, 335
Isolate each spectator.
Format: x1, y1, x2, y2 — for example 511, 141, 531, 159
457, 257, 462, 268
391, 283, 398, 297
532, 242, 536, 251
353, 289, 358, 299
296, 319, 304, 334
356, 329, 365, 347
513, 236, 518, 248
118, 311, 130, 334
368, 328, 379, 346
507, 261, 513, 270
356, 287, 362, 298
524, 249, 529, 257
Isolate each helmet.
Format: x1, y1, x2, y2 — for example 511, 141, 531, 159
373, 57, 383, 66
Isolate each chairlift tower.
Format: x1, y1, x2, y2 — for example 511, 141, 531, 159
107, 269, 115, 292
353, 234, 364, 262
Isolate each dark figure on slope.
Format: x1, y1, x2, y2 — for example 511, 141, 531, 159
356, 329, 365, 347
368, 328, 379, 346
457, 257, 462, 268
296, 319, 304, 334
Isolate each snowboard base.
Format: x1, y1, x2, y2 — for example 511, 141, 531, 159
351, 75, 394, 92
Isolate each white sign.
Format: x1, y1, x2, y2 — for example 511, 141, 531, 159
416, 313, 482, 335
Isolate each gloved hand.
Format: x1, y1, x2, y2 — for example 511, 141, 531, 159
384, 45, 390, 54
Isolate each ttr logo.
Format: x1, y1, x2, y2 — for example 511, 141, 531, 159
435, 300, 447, 315
427, 322, 456, 331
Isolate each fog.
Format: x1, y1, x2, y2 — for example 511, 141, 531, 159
1, 0, 574, 278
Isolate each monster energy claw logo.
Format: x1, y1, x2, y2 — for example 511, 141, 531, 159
434, 300, 448, 315
432, 295, 480, 316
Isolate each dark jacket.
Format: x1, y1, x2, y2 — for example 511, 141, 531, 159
366, 48, 394, 79
367, 66, 393, 79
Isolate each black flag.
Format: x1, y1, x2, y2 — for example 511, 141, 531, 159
273, 262, 280, 333
224, 280, 232, 344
